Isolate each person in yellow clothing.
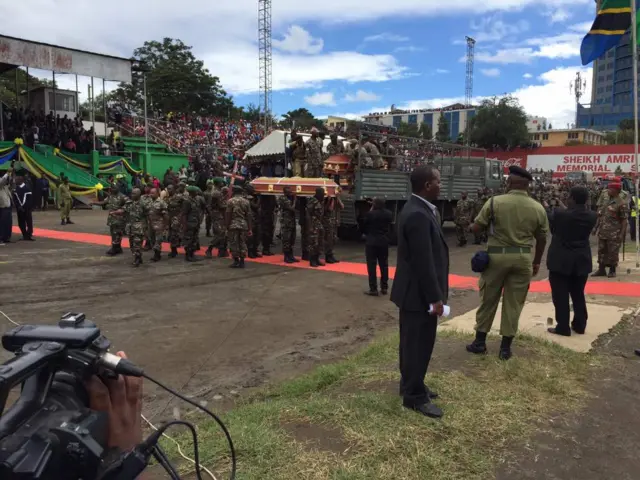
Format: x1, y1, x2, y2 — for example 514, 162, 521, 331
58, 176, 74, 225
467, 166, 549, 360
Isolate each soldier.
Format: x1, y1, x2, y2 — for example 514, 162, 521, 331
326, 133, 344, 156
148, 188, 169, 262
379, 137, 397, 170
289, 132, 307, 177
299, 197, 310, 261
182, 186, 203, 262
166, 184, 184, 258
204, 181, 214, 237
363, 138, 383, 169
260, 194, 276, 256
454, 191, 474, 247
305, 127, 324, 178
592, 181, 628, 278
121, 188, 148, 267
205, 178, 229, 259
226, 185, 252, 268
473, 188, 488, 244
140, 185, 153, 251
245, 184, 262, 258
279, 186, 299, 263
307, 187, 325, 267
323, 195, 342, 264
91, 184, 126, 256
466, 166, 549, 360
58, 177, 73, 225
195, 188, 208, 251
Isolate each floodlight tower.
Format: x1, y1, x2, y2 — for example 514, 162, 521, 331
465, 36, 476, 107
258, 0, 273, 133
570, 71, 587, 128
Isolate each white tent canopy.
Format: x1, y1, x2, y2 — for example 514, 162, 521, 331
244, 130, 347, 159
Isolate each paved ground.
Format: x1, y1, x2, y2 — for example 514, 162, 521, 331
2, 209, 640, 479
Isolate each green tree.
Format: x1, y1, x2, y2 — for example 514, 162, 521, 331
397, 121, 420, 138
0, 69, 56, 108
469, 95, 529, 149
112, 38, 235, 116
435, 115, 450, 142
420, 123, 433, 140
280, 108, 323, 130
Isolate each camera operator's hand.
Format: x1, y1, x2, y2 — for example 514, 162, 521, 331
86, 351, 143, 452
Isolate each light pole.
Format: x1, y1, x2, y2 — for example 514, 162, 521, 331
143, 73, 148, 156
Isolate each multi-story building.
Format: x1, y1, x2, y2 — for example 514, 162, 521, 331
527, 116, 548, 132
530, 128, 606, 147
577, 0, 637, 131
362, 103, 476, 140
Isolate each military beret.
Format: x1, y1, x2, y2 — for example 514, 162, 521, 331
608, 182, 622, 190
186, 185, 200, 193
232, 185, 244, 193
213, 177, 225, 184
508, 165, 533, 181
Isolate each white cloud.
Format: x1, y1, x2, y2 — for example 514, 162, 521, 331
395, 45, 424, 53
481, 68, 501, 77
436, 68, 450, 74
343, 90, 381, 102
544, 8, 571, 23
304, 91, 336, 106
332, 65, 592, 131
273, 25, 324, 54
523, 73, 533, 79
364, 33, 409, 42
470, 16, 529, 43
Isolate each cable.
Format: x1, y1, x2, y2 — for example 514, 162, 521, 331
143, 420, 204, 480
151, 445, 181, 480
0, 310, 19, 327
143, 373, 236, 480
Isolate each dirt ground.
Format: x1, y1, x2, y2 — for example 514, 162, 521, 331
3, 209, 640, 480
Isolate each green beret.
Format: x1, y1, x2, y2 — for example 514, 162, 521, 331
186, 185, 200, 193
213, 177, 225, 184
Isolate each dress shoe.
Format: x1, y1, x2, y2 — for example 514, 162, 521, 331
547, 327, 571, 337
635, 349, 640, 357
364, 290, 379, 296
571, 324, 585, 335
426, 388, 439, 400
403, 402, 443, 419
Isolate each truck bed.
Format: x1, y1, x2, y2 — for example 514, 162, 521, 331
353, 170, 410, 200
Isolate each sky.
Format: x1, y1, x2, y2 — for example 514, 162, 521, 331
3, 0, 598, 128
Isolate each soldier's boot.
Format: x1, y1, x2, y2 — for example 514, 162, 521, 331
292, 254, 300, 263
254, 249, 263, 258
185, 249, 193, 262
151, 250, 161, 262
466, 331, 488, 354
498, 336, 514, 361
196, 242, 201, 251
316, 255, 325, 267
206, 229, 212, 237
114, 244, 124, 255
591, 264, 607, 277
168, 247, 178, 258
218, 248, 229, 258
238, 257, 246, 268
301, 251, 310, 261
61, 219, 66, 226
309, 255, 319, 268
608, 266, 617, 278
133, 253, 142, 267
325, 253, 339, 264
143, 240, 152, 251
66, 218, 74, 225
262, 247, 274, 256
229, 257, 240, 268
284, 251, 295, 264
205, 246, 214, 259
106, 245, 117, 256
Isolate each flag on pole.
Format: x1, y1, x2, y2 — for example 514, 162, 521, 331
580, 0, 640, 66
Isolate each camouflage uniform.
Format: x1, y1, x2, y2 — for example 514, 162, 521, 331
305, 137, 324, 177
307, 197, 325, 257
140, 193, 153, 249
454, 197, 474, 246
124, 199, 148, 261
204, 186, 214, 236
326, 141, 344, 157
58, 183, 73, 222
148, 198, 168, 253
323, 198, 338, 258
473, 193, 488, 244
278, 195, 297, 254
260, 195, 276, 255
208, 187, 227, 252
167, 193, 185, 250
290, 138, 307, 177
105, 193, 127, 248
195, 193, 207, 250
182, 195, 202, 254
247, 194, 262, 256
597, 196, 629, 268
227, 195, 251, 258
363, 141, 383, 169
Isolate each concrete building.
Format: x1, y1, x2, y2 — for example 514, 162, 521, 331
324, 116, 349, 130
362, 103, 476, 140
577, 0, 637, 131
527, 115, 549, 132
530, 128, 606, 147
20, 86, 78, 118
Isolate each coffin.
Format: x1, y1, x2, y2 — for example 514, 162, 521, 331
323, 154, 351, 176
251, 177, 341, 197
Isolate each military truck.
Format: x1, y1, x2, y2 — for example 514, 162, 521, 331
337, 134, 503, 243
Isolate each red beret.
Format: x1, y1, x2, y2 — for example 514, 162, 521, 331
608, 182, 622, 190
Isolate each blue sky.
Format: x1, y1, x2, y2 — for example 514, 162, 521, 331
6, 0, 597, 127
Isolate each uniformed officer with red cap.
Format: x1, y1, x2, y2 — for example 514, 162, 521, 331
592, 180, 629, 278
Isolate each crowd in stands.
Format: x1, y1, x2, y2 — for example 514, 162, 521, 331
1, 107, 98, 154
365, 103, 470, 118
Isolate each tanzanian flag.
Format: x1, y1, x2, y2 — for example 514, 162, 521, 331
581, 0, 640, 66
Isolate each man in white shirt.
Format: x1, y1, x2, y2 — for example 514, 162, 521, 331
0, 166, 13, 245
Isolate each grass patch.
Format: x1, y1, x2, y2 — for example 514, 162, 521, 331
164, 331, 600, 480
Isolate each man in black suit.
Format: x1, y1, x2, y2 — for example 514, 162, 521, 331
363, 197, 393, 296
13, 172, 35, 241
546, 186, 597, 336
391, 165, 449, 419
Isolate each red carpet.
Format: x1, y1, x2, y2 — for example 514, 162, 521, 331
14, 226, 640, 298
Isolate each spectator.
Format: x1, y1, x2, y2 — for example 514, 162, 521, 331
363, 197, 392, 296
13, 171, 34, 241
0, 166, 12, 245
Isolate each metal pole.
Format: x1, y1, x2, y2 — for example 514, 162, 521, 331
14, 69, 18, 108
75, 74, 79, 115
91, 77, 96, 151
26, 67, 29, 107
52, 72, 56, 114
632, 0, 640, 267
103, 79, 107, 137
144, 74, 148, 155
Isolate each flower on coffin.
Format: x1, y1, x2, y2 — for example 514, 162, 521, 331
14, 138, 23, 146
95, 183, 104, 191
53, 148, 60, 155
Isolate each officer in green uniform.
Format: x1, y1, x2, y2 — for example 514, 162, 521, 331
467, 166, 549, 360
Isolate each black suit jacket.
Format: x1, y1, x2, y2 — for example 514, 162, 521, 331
546, 206, 597, 277
364, 208, 393, 247
391, 196, 449, 312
